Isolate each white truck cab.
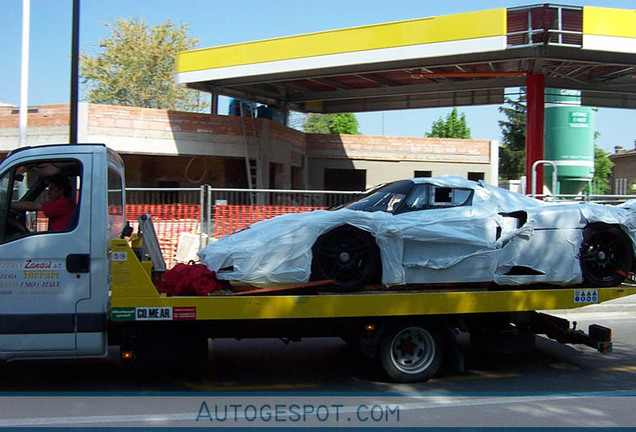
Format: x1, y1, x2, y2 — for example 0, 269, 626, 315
0, 144, 126, 361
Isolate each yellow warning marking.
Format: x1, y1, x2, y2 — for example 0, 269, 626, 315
600, 365, 636, 372
178, 381, 320, 392
431, 372, 520, 382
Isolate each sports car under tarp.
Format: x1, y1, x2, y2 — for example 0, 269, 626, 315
199, 176, 636, 289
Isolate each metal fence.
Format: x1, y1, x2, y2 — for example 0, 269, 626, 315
615, 178, 631, 196
507, 5, 583, 48
127, 188, 201, 205
536, 194, 636, 204
202, 187, 361, 208
200, 187, 362, 247
127, 186, 359, 210
125, 187, 362, 267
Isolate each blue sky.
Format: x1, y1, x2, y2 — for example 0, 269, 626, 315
0, 0, 634, 152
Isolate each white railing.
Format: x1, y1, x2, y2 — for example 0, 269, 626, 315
507, 5, 583, 48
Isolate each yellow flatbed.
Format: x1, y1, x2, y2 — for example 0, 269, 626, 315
110, 239, 636, 322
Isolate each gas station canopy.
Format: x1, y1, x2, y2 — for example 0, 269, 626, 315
176, 5, 636, 114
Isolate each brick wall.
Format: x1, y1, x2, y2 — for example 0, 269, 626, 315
306, 133, 491, 162
610, 151, 636, 193
0, 105, 70, 128
87, 104, 245, 135
269, 121, 306, 150
1, 104, 491, 163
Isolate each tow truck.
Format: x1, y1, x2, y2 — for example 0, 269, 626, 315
0, 144, 634, 382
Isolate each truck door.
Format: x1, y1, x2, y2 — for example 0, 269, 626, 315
0, 153, 95, 359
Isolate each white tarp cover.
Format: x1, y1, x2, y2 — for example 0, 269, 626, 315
198, 176, 636, 287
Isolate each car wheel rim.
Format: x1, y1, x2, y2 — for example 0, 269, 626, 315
315, 229, 374, 284
581, 226, 631, 284
389, 327, 436, 375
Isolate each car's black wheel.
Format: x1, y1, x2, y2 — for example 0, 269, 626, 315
379, 324, 443, 383
580, 223, 633, 287
311, 225, 380, 290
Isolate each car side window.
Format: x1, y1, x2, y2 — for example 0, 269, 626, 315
1, 160, 82, 242
399, 185, 473, 212
402, 184, 429, 211
430, 187, 473, 208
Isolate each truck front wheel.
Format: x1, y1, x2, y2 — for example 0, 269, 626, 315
379, 324, 443, 383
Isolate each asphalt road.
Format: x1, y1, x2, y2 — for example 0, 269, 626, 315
1, 295, 636, 427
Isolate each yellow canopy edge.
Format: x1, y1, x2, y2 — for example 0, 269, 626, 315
583, 6, 636, 39
177, 8, 506, 73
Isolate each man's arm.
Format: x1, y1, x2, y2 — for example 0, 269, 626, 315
11, 201, 42, 212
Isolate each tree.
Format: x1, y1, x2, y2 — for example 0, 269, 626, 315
302, 113, 360, 134
498, 97, 526, 180
587, 133, 614, 195
425, 108, 471, 139
80, 19, 206, 111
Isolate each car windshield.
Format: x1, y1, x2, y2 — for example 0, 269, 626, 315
342, 180, 413, 213
340, 180, 474, 214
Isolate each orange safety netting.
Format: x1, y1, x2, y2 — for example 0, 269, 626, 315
213, 205, 324, 238
126, 204, 201, 269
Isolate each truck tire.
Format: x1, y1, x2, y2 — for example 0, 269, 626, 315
379, 324, 443, 383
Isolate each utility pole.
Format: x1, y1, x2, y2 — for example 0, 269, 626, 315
19, 0, 30, 148
70, 0, 80, 144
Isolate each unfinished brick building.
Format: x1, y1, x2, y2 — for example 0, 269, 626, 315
0, 103, 497, 190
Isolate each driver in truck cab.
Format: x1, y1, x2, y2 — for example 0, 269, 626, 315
11, 174, 76, 231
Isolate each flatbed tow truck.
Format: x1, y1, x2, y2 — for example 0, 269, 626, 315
1, 144, 635, 382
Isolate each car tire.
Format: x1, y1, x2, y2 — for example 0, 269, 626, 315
379, 324, 443, 383
311, 225, 380, 290
580, 223, 633, 287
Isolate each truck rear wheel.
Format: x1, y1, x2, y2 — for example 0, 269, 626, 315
379, 324, 443, 383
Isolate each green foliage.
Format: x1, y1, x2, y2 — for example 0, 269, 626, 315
80, 18, 206, 111
498, 97, 527, 180
592, 146, 614, 194
499, 146, 526, 182
586, 139, 614, 195
498, 97, 526, 152
302, 113, 360, 134
425, 108, 471, 139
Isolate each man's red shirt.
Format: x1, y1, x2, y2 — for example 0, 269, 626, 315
41, 197, 75, 231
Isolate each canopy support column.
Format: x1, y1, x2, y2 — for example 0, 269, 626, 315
526, 73, 545, 196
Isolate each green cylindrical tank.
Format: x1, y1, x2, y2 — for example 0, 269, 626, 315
544, 89, 595, 195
